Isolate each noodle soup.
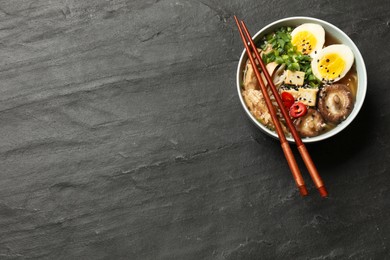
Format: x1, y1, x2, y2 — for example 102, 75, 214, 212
236, 17, 367, 143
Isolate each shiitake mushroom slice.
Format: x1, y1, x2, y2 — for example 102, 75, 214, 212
318, 84, 354, 123
294, 108, 325, 137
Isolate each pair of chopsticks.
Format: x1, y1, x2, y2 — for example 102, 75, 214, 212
234, 16, 327, 197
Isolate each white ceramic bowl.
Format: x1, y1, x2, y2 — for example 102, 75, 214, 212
236, 16, 367, 143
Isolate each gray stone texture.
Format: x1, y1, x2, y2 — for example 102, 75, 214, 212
0, 0, 389, 259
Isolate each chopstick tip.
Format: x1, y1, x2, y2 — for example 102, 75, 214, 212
318, 186, 328, 198
299, 185, 308, 196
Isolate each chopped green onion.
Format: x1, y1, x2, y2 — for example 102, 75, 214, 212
259, 27, 319, 87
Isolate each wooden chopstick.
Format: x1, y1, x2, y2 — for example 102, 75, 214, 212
239, 20, 327, 197
235, 16, 328, 197
234, 16, 308, 197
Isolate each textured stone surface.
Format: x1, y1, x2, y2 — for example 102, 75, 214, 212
0, 0, 389, 259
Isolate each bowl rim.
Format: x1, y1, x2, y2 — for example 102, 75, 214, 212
236, 16, 367, 143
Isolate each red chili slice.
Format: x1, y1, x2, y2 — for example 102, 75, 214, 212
281, 92, 295, 109
289, 102, 308, 118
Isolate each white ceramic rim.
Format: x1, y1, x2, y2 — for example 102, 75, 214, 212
236, 16, 367, 143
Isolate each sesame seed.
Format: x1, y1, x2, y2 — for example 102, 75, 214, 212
297, 76, 300, 78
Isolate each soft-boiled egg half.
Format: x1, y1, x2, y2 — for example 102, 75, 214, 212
311, 44, 354, 82
291, 23, 325, 57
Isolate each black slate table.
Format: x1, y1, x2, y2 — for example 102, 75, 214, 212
0, 0, 389, 259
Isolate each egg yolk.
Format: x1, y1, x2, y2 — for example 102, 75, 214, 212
291, 31, 317, 55
317, 53, 346, 80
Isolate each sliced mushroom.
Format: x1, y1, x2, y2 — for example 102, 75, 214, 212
265, 62, 279, 76
294, 109, 325, 137
272, 63, 286, 88
318, 84, 354, 123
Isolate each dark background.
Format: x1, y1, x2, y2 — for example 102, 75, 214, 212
0, 0, 389, 259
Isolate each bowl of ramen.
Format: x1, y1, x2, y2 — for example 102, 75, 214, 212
236, 17, 367, 143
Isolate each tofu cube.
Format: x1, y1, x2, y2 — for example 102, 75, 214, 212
282, 89, 299, 100
282, 88, 319, 106
297, 88, 318, 106
284, 70, 305, 86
